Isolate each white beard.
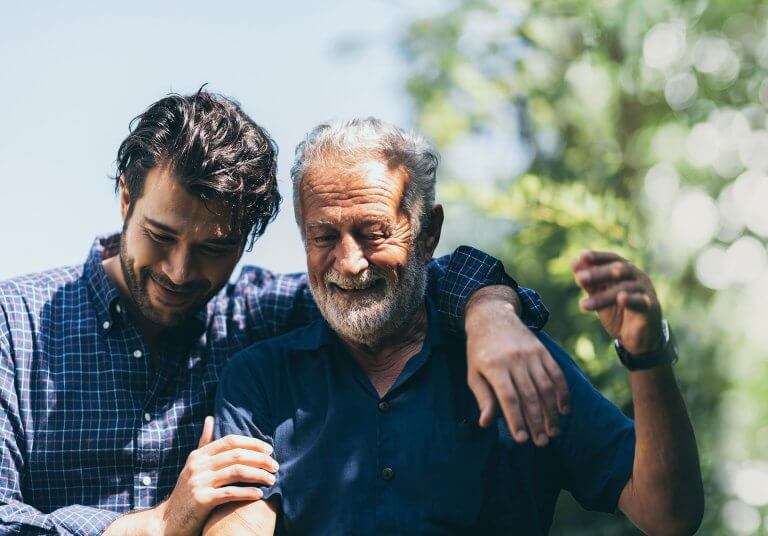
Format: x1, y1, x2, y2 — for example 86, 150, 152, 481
309, 245, 427, 347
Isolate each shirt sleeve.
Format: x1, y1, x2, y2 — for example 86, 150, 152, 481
214, 349, 281, 503
236, 267, 319, 340
0, 313, 120, 536
427, 245, 550, 334
537, 332, 635, 513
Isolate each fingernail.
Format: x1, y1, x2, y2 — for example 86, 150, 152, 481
268, 475, 276, 485
576, 271, 589, 283
537, 434, 549, 445
580, 298, 594, 310
272, 462, 280, 472
266, 445, 274, 455
516, 430, 529, 442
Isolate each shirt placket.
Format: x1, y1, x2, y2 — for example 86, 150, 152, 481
375, 392, 397, 533
133, 344, 176, 509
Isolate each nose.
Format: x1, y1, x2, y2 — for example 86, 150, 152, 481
163, 246, 196, 287
333, 234, 369, 276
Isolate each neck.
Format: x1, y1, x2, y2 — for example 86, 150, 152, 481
340, 305, 428, 397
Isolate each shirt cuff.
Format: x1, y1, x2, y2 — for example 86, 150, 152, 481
441, 245, 549, 333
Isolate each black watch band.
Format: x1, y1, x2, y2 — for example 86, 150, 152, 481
614, 320, 678, 371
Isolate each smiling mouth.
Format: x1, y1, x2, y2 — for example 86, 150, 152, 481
329, 279, 385, 296
150, 278, 199, 306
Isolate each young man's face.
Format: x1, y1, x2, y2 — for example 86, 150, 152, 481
118, 166, 243, 327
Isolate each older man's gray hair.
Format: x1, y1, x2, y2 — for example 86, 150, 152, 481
290, 117, 439, 240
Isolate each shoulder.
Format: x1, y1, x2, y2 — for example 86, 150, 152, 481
225, 320, 326, 376
226, 266, 308, 294
0, 265, 84, 319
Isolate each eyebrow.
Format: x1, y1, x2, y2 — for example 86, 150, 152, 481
305, 218, 390, 230
143, 217, 240, 246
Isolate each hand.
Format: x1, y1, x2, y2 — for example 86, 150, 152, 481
572, 251, 664, 355
156, 416, 278, 536
465, 286, 570, 447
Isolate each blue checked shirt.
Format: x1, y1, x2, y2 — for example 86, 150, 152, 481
0, 234, 548, 536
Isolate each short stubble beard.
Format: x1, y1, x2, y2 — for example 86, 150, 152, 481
118, 227, 209, 329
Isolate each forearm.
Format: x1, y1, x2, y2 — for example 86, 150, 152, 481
466, 285, 521, 322
203, 500, 276, 536
102, 503, 164, 536
622, 365, 703, 534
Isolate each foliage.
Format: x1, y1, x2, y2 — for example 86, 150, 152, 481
403, 0, 768, 533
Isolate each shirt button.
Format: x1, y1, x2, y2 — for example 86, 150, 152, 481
381, 467, 395, 481
115, 303, 122, 313
133, 350, 143, 359
141, 476, 152, 486
102, 321, 111, 330
378, 401, 390, 413
143, 413, 152, 423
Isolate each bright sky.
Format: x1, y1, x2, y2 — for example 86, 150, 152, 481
0, 0, 447, 281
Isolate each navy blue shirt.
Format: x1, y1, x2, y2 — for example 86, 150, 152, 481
215, 300, 635, 535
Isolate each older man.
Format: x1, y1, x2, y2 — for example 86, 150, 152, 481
207, 118, 704, 534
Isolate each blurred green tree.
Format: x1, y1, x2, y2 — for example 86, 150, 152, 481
403, 0, 768, 533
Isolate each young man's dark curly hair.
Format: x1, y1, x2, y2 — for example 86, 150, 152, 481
113, 87, 281, 250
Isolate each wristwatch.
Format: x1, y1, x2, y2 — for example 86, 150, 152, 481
614, 319, 678, 371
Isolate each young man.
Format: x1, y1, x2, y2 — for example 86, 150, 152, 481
207, 117, 703, 535
0, 91, 567, 536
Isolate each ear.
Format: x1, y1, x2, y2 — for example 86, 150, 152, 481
118, 175, 131, 221
421, 204, 444, 261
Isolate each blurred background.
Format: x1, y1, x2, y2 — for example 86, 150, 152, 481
1, 0, 766, 533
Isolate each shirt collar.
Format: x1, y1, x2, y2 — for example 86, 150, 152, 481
83, 233, 207, 337
83, 234, 124, 334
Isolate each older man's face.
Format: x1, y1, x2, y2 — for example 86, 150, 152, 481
301, 157, 435, 344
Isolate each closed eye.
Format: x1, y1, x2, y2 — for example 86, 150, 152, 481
145, 229, 174, 244
311, 234, 337, 244
199, 245, 231, 257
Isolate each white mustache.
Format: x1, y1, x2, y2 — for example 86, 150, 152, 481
324, 269, 385, 290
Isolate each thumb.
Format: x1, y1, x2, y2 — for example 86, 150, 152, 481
198, 416, 215, 448
468, 373, 497, 428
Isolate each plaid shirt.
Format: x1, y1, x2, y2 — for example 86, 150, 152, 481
0, 234, 548, 536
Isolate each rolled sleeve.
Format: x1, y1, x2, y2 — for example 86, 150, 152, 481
428, 246, 549, 334
0, 503, 121, 536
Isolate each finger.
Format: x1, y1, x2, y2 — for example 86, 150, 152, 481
486, 373, 529, 443
528, 362, 561, 437
574, 261, 636, 291
200, 434, 274, 456
541, 354, 570, 414
510, 371, 549, 447
617, 291, 653, 312
210, 448, 279, 473
580, 282, 645, 311
572, 250, 624, 272
212, 464, 277, 488
198, 416, 215, 449
468, 371, 497, 428
210, 487, 264, 507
